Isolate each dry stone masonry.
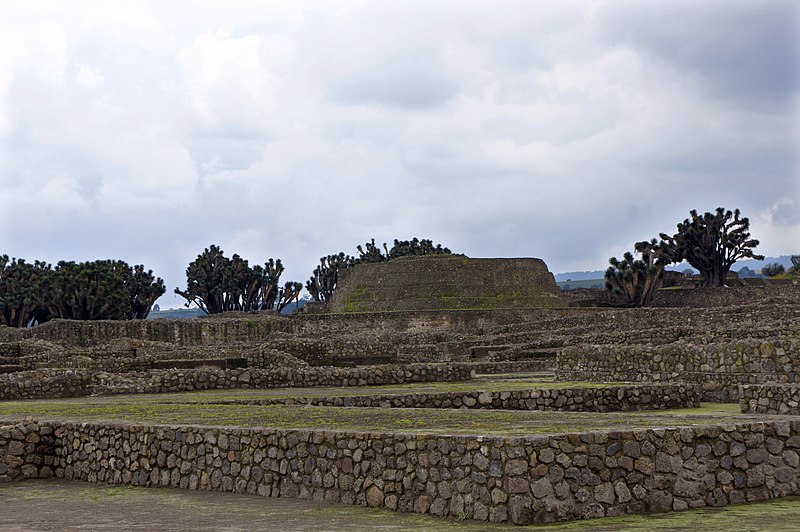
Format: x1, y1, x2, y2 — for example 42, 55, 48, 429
2, 418, 799, 525
0, 363, 474, 400
222, 384, 700, 413
741, 384, 800, 415
326, 256, 566, 312
557, 338, 800, 401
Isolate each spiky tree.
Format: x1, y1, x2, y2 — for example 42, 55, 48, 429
176, 246, 292, 313
175, 245, 230, 314
387, 237, 452, 259
605, 239, 672, 307
45, 260, 130, 320
356, 239, 389, 264
306, 253, 354, 303
0, 256, 53, 327
660, 208, 764, 287
227, 254, 250, 311
258, 258, 287, 311
123, 264, 166, 319
1, 257, 163, 324
275, 281, 303, 312
355, 237, 454, 264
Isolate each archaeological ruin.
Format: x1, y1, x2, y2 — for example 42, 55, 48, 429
1, 255, 799, 526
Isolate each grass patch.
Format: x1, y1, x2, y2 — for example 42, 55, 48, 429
0, 400, 753, 436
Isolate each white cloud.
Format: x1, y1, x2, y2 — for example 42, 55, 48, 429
75, 63, 104, 89
0, 1, 797, 303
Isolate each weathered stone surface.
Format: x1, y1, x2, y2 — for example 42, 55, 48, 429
328, 256, 566, 313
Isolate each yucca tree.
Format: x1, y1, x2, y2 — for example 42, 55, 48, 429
176, 245, 293, 313
660, 208, 763, 287
0, 256, 52, 327
306, 253, 354, 303
605, 239, 672, 307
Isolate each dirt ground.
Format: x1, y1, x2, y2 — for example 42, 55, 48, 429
2, 480, 800, 532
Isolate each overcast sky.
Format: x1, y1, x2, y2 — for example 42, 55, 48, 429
1, 0, 798, 307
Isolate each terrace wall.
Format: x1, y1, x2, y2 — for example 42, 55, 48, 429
0, 315, 293, 347
563, 284, 800, 309
2, 418, 799, 525
556, 338, 800, 401
741, 384, 800, 415
224, 384, 700, 413
0, 363, 474, 401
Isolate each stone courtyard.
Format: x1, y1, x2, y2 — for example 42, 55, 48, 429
1, 258, 799, 527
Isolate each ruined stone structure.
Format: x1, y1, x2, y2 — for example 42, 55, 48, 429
741, 384, 800, 415
3, 418, 800, 524
326, 255, 566, 312
0, 279, 798, 526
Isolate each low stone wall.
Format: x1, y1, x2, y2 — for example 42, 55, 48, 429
557, 338, 800, 401
0, 420, 56, 482
3, 418, 799, 525
3, 316, 294, 347
741, 384, 800, 415
0, 364, 474, 400
563, 284, 800, 308
650, 284, 800, 308
224, 384, 700, 413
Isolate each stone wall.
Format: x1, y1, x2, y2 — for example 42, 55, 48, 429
327, 255, 566, 312
650, 284, 800, 308
0, 315, 293, 347
562, 284, 799, 309
0, 420, 56, 482
557, 338, 800, 401
3, 418, 799, 525
222, 384, 700, 413
2, 303, 794, 354
0, 363, 474, 400
741, 384, 800, 415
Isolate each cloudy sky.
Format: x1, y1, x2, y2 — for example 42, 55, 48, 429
1, 0, 798, 307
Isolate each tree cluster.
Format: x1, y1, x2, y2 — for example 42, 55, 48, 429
0, 256, 165, 327
175, 245, 301, 314
307, 237, 455, 302
606, 207, 765, 307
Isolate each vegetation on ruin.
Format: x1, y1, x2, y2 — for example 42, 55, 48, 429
306, 237, 456, 302
605, 239, 672, 307
305, 252, 355, 303
175, 245, 301, 314
357, 237, 454, 263
0, 256, 165, 326
660, 207, 763, 288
